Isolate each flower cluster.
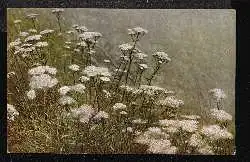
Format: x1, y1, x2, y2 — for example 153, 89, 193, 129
7, 104, 19, 121
209, 109, 232, 123
200, 124, 233, 141
82, 66, 111, 77
69, 104, 95, 123
157, 96, 184, 108
152, 51, 171, 64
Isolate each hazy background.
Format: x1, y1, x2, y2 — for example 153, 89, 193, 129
8, 9, 236, 115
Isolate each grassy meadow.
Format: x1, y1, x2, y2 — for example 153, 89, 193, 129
7, 8, 235, 154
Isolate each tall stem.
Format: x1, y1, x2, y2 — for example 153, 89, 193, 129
148, 63, 161, 85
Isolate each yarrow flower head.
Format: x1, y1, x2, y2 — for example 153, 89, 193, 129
52, 8, 64, 14
79, 32, 102, 43
68, 64, 80, 72
7, 104, 19, 121
103, 59, 111, 63
8, 39, 22, 49
159, 119, 198, 133
35, 41, 48, 48
71, 84, 86, 94
70, 104, 95, 123
58, 86, 71, 95
19, 32, 29, 37
14, 20, 22, 24
128, 27, 148, 41
26, 13, 39, 19
27, 89, 36, 100
139, 85, 165, 96
100, 77, 110, 82
209, 108, 232, 123
82, 66, 111, 77
119, 43, 134, 52
132, 118, 148, 124
134, 52, 148, 60
152, 51, 171, 64
28, 66, 57, 75
59, 95, 76, 106
200, 124, 233, 141
113, 103, 127, 111
76, 41, 87, 48
28, 29, 37, 33
75, 26, 88, 33
29, 74, 58, 89
135, 127, 169, 146
79, 76, 90, 82
188, 133, 205, 148
40, 29, 54, 35
158, 96, 184, 108
147, 139, 177, 154
93, 111, 109, 121
25, 35, 42, 42
208, 88, 227, 101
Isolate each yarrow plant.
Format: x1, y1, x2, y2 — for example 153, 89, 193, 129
7, 9, 234, 155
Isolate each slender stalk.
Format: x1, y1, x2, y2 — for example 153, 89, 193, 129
148, 63, 161, 85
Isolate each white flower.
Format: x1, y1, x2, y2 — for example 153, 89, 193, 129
152, 51, 171, 63
209, 109, 232, 122
197, 145, 214, 155
29, 74, 58, 89
200, 125, 234, 141
21, 43, 33, 48
159, 119, 198, 133
25, 35, 42, 42
79, 32, 102, 41
188, 133, 205, 148
27, 89, 36, 100
82, 66, 111, 77
74, 48, 80, 53
76, 26, 88, 33
71, 84, 86, 94
119, 111, 128, 115
132, 118, 148, 124
134, 52, 148, 60
67, 30, 75, 34
158, 96, 184, 108
130, 27, 148, 35
59, 96, 76, 106
76, 41, 87, 47
8, 39, 22, 48
35, 41, 48, 48
7, 104, 19, 121
113, 103, 127, 111
138, 64, 148, 70
208, 88, 226, 101
147, 139, 177, 154
104, 59, 111, 63
52, 8, 64, 14
28, 29, 37, 33
28, 66, 57, 75
119, 43, 133, 51
70, 105, 95, 123
93, 111, 109, 120
14, 20, 22, 24
162, 126, 179, 133
68, 64, 80, 72
102, 90, 111, 98
58, 86, 71, 95
100, 77, 110, 82
7, 71, 16, 78
135, 127, 169, 145
139, 85, 165, 96
122, 127, 133, 133
40, 29, 54, 35
26, 13, 39, 19
79, 76, 90, 82
19, 32, 29, 37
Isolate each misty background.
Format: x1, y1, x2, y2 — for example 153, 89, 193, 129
8, 9, 236, 115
